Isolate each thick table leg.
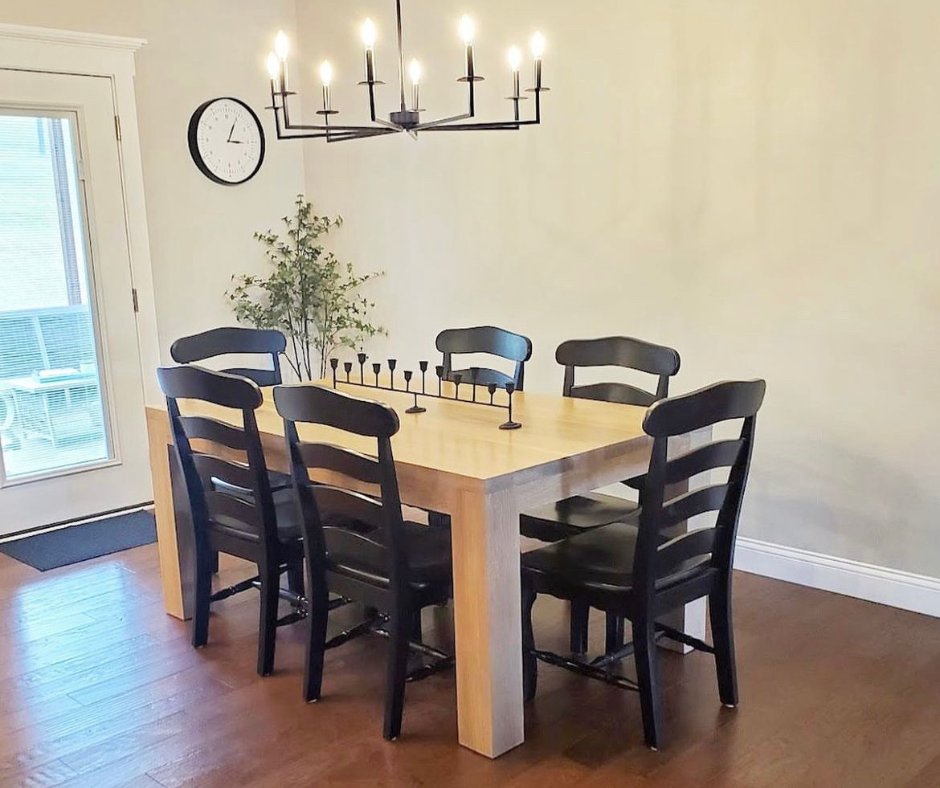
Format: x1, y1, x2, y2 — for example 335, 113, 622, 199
449, 482, 525, 758
146, 408, 187, 620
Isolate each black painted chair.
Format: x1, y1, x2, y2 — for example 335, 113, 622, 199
521, 379, 766, 750
170, 326, 287, 387
171, 327, 291, 551
274, 383, 454, 741
435, 325, 533, 390
157, 365, 306, 677
520, 336, 681, 654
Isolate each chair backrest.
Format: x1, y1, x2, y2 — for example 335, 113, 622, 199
157, 365, 279, 553
633, 380, 766, 603
273, 384, 409, 589
170, 327, 287, 387
435, 325, 533, 390
555, 336, 681, 406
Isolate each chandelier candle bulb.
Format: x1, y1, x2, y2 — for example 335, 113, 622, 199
460, 15, 476, 79
361, 18, 377, 83
531, 31, 545, 90
319, 61, 334, 112
274, 30, 290, 92
508, 46, 522, 99
409, 59, 422, 111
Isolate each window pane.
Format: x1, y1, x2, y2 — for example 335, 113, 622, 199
0, 113, 110, 480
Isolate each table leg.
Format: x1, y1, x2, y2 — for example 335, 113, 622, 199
449, 482, 525, 758
146, 408, 186, 620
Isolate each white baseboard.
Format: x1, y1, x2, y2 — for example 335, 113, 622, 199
734, 537, 940, 618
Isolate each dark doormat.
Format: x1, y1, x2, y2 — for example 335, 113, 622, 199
0, 509, 157, 571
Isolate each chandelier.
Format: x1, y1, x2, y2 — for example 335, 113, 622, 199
264, 0, 549, 143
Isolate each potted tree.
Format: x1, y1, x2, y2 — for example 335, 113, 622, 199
227, 196, 384, 381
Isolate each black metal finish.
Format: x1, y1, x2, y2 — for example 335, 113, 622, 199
328, 352, 522, 430
265, 0, 548, 143
521, 379, 767, 749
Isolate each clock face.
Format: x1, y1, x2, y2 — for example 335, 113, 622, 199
188, 98, 265, 185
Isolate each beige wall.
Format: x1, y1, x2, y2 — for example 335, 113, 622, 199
297, 0, 940, 578
0, 0, 305, 361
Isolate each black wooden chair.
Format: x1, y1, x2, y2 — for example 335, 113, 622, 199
521, 379, 766, 750
520, 336, 680, 654
157, 365, 306, 677
170, 327, 291, 560
170, 326, 287, 387
274, 383, 454, 741
435, 325, 533, 390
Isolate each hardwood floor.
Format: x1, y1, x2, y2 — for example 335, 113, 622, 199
1, 543, 939, 788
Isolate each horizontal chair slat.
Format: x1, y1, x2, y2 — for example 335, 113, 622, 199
570, 382, 657, 407
180, 415, 247, 451
193, 452, 256, 493
299, 442, 382, 485
312, 485, 386, 532
659, 484, 729, 529
324, 527, 389, 573
657, 527, 717, 576
205, 489, 262, 534
663, 439, 744, 485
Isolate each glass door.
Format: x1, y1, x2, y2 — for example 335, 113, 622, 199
0, 70, 150, 535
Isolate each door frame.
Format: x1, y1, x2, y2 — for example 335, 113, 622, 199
0, 23, 161, 418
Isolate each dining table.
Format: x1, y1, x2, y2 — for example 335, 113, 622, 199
145, 378, 707, 758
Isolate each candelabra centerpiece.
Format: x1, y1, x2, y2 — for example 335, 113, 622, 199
264, 0, 549, 143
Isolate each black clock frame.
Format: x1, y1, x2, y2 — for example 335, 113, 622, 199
188, 97, 266, 186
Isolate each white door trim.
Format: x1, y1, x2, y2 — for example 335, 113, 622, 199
0, 23, 161, 409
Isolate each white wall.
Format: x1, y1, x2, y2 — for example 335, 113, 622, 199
296, 0, 940, 579
0, 0, 306, 364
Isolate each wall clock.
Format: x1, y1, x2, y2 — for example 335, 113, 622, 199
188, 97, 265, 185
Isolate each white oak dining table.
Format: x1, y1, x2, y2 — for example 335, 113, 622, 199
146, 379, 702, 758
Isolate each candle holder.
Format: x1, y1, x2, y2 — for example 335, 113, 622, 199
358, 352, 367, 384
404, 370, 426, 414
328, 356, 522, 430
419, 360, 429, 394
499, 382, 522, 430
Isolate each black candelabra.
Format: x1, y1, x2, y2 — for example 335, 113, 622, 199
329, 356, 521, 430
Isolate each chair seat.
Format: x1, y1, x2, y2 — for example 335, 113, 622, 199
520, 492, 639, 543
522, 522, 712, 600
211, 487, 303, 545
328, 521, 452, 591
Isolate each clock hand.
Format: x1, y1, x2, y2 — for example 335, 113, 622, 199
226, 122, 235, 143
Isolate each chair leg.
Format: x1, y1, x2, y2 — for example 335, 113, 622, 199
383, 600, 412, 741
569, 600, 589, 654
411, 609, 423, 644
632, 614, 664, 750
209, 550, 220, 575
286, 560, 305, 601
303, 587, 330, 703
257, 564, 280, 677
522, 579, 538, 702
191, 546, 212, 649
710, 582, 738, 707
605, 613, 625, 655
